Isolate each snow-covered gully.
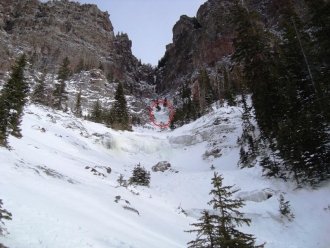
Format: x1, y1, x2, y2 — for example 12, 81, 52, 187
1, 104, 329, 248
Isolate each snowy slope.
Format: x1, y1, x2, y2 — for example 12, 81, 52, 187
1, 104, 330, 248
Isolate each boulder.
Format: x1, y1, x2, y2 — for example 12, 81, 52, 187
152, 161, 171, 172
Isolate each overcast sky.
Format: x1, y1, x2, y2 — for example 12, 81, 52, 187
49, 0, 207, 65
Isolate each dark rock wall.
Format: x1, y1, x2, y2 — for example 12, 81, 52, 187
155, 0, 289, 95
0, 0, 144, 86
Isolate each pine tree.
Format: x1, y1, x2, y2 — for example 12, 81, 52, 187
198, 69, 215, 114
107, 70, 114, 83
238, 94, 258, 168
171, 107, 184, 129
0, 96, 8, 147
278, 194, 295, 221
259, 152, 286, 180
0, 199, 12, 236
230, 1, 330, 185
239, 147, 249, 168
113, 82, 130, 130
32, 70, 47, 105
274, 0, 330, 186
185, 210, 217, 248
186, 172, 264, 248
208, 172, 263, 247
231, 1, 282, 140
57, 57, 71, 82
0, 54, 28, 139
193, 84, 201, 118
305, 0, 330, 123
170, 112, 176, 130
75, 58, 85, 73
104, 106, 115, 127
176, 84, 198, 124
129, 163, 151, 187
90, 100, 103, 123
74, 90, 82, 118
53, 57, 70, 110
222, 67, 236, 106
117, 174, 126, 187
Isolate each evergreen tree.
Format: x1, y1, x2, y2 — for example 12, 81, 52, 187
193, 85, 201, 118
0, 54, 28, 140
259, 151, 286, 180
239, 147, 249, 168
32, 70, 47, 105
107, 70, 114, 83
209, 172, 263, 247
230, 1, 330, 186
175, 108, 184, 127
185, 210, 217, 248
0, 199, 12, 236
90, 100, 103, 123
179, 84, 198, 124
129, 163, 151, 187
222, 66, 236, 106
75, 58, 85, 73
231, 1, 282, 140
278, 194, 295, 221
112, 82, 130, 130
274, 0, 330, 186
305, 0, 330, 122
170, 111, 176, 130
53, 57, 70, 110
199, 69, 215, 114
0, 96, 8, 147
187, 172, 264, 248
104, 106, 115, 127
170, 86, 199, 130
117, 174, 126, 187
57, 57, 71, 81
74, 90, 82, 118
238, 94, 258, 168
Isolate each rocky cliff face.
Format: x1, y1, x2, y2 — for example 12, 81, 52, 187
0, 0, 147, 86
155, 0, 283, 95
0, 0, 288, 110
0, 0, 158, 125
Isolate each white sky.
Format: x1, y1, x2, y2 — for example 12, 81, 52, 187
44, 0, 207, 66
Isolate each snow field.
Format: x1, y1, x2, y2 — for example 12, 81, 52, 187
0, 104, 329, 248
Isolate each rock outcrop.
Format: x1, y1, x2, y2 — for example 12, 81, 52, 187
0, 0, 147, 86
155, 0, 236, 94
0, 0, 158, 121
152, 161, 171, 172
155, 0, 286, 95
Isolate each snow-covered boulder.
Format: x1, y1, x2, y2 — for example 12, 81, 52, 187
152, 161, 171, 172
236, 189, 274, 202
